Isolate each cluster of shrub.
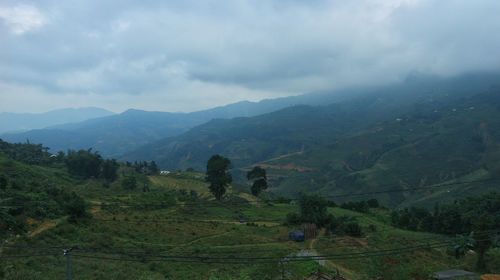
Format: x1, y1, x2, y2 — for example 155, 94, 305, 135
0, 174, 90, 235
65, 149, 119, 182
0, 140, 121, 182
391, 192, 500, 270
0, 139, 53, 165
125, 160, 160, 175
0, 141, 115, 237
340, 198, 380, 213
391, 192, 500, 235
285, 194, 366, 237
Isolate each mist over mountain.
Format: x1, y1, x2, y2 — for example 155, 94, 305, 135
122, 72, 500, 206
0, 107, 114, 134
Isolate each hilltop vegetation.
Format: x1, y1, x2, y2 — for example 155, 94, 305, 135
123, 73, 500, 207
1, 144, 499, 279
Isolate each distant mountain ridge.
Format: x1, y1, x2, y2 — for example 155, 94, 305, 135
121, 72, 500, 207
0, 91, 353, 157
0, 107, 114, 134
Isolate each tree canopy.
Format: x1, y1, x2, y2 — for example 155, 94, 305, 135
246, 166, 268, 196
205, 155, 232, 200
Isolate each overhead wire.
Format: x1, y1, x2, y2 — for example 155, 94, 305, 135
1, 177, 498, 209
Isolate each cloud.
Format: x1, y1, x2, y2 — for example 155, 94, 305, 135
0, 0, 499, 113
0, 4, 46, 34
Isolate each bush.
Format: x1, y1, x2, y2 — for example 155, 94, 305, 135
341, 201, 369, 213
329, 216, 363, 237
344, 222, 363, 237
64, 192, 90, 223
286, 212, 301, 225
0, 175, 7, 190
121, 176, 138, 190
367, 198, 379, 208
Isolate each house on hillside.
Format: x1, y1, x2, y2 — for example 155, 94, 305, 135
433, 269, 479, 280
288, 230, 305, 242
160, 170, 170, 175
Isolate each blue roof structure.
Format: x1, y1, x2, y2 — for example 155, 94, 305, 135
289, 230, 305, 242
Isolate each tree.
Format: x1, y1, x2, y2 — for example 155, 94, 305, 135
101, 159, 119, 182
65, 149, 102, 179
472, 214, 495, 271
0, 175, 7, 190
65, 192, 89, 223
247, 166, 268, 196
149, 161, 159, 175
122, 176, 138, 190
205, 155, 232, 200
298, 193, 331, 227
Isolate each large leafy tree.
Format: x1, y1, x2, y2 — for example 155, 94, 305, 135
299, 193, 330, 226
246, 166, 268, 196
205, 155, 232, 200
101, 159, 119, 182
65, 149, 102, 179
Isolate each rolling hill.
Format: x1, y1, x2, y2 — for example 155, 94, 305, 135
2, 153, 496, 279
0, 91, 354, 157
123, 72, 500, 207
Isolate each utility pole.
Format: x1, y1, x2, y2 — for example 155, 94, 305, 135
280, 258, 288, 280
63, 248, 73, 280
280, 260, 284, 280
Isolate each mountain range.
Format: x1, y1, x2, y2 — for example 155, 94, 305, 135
0, 90, 354, 157
121, 72, 500, 207
2, 72, 500, 207
0, 107, 114, 134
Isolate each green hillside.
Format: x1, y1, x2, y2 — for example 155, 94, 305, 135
1, 142, 499, 279
123, 73, 500, 207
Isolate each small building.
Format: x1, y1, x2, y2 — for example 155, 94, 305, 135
289, 230, 305, 242
160, 170, 170, 175
433, 269, 479, 280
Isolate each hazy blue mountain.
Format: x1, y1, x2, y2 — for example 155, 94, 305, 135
122, 72, 500, 206
0, 92, 353, 157
0, 107, 114, 134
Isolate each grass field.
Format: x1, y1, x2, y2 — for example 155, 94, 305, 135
1, 170, 496, 280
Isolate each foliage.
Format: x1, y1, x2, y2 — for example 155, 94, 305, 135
101, 159, 119, 182
391, 192, 500, 271
0, 139, 52, 165
125, 83, 500, 208
122, 175, 138, 190
247, 166, 268, 196
286, 194, 333, 227
205, 155, 232, 200
65, 192, 90, 223
65, 149, 102, 179
329, 216, 363, 237
65, 149, 119, 182
132, 161, 159, 175
0, 175, 7, 190
340, 199, 380, 213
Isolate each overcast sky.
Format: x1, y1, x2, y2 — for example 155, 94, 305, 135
1, 0, 499, 113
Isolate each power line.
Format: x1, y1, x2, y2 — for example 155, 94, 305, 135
1, 178, 498, 209
3, 231, 497, 261
64, 241, 458, 264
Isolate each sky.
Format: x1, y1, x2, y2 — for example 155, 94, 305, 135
1, 0, 500, 113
